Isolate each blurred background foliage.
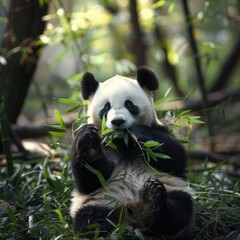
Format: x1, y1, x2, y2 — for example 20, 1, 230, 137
1, 0, 239, 124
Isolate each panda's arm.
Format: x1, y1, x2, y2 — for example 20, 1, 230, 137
130, 124, 187, 177
72, 124, 114, 194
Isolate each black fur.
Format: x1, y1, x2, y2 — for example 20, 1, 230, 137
71, 123, 194, 236
73, 205, 117, 234
125, 100, 139, 115
137, 66, 159, 91
127, 179, 194, 235
81, 72, 99, 100
130, 124, 187, 178
72, 124, 114, 194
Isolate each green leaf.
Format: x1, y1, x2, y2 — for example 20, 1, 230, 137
55, 209, 65, 225
189, 119, 205, 124
154, 152, 172, 159
84, 163, 107, 189
43, 166, 51, 179
151, 0, 166, 9
164, 87, 172, 98
178, 110, 191, 117
144, 140, 161, 148
58, 98, 79, 105
106, 140, 117, 150
48, 131, 65, 137
101, 115, 113, 135
147, 148, 157, 162
7, 206, 16, 224
65, 104, 81, 113
54, 109, 66, 129
47, 124, 66, 130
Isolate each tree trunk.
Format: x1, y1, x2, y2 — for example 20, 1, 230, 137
0, 0, 49, 123
129, 0, 147, 66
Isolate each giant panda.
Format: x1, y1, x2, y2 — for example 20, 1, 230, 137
70, 66, 195, 237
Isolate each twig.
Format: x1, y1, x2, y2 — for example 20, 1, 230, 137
187, 150, 227, 163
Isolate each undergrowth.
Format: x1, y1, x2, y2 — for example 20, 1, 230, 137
0, 157, 239, 239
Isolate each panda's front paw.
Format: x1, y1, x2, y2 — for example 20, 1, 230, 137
143, 179, 167, 212
73, 124, 102, 162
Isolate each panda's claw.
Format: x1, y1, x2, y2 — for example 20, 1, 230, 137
143, 178, 167, 211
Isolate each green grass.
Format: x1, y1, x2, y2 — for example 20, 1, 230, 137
0, 153, 239, 239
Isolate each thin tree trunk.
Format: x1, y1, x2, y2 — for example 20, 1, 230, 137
210, 35, 240, 92
129, 0, 147, 66
0, 0, 49, 123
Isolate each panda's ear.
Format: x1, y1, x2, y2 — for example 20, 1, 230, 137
81, 72, 99, 100
137, 66, 159, 91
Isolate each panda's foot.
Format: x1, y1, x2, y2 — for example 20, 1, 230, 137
73, 124, 102, 162
143, 178, 167, 212
123, 178, 167, 228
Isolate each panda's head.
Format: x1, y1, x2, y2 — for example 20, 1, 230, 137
81, 66, 161, 130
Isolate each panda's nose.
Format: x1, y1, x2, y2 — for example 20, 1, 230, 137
111, 118, 125, 127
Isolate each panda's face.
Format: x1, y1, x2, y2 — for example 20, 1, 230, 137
87, 76, 156, 130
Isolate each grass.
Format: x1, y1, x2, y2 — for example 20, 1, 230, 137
0, 148, 239, 239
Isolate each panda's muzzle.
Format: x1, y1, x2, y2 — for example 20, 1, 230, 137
111, 118, 126, 127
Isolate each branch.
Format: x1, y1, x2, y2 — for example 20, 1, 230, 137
156, 88, 240, 112
187, 150, 227, 163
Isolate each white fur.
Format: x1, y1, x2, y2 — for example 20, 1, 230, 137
87, 75, 160, 129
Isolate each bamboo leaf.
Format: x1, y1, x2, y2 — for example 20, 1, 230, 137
47, 124, 66, 130
7, 206, 16, 224
54, 109, 66, 129
154, 152, 172, 159
58, 98, 79, 105
101, 115, 113, 135
65, 104, 81, 113
48, 131, 65, 137
84, 163, 107, 189
144, 140, 161, 148
55, 209, 65, 225
164, 87, 172, 98
106, 140, 117, 150
151, 0, 166, 9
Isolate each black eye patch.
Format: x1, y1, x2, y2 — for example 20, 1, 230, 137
99, 102, 111, 119
125, 100, 139, 115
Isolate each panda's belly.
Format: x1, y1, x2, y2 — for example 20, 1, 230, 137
70, 162, 188, 218
105, 164, 149, 202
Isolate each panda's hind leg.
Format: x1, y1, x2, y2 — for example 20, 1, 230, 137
125, 179, 194, 236
73, 205, 117, 236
